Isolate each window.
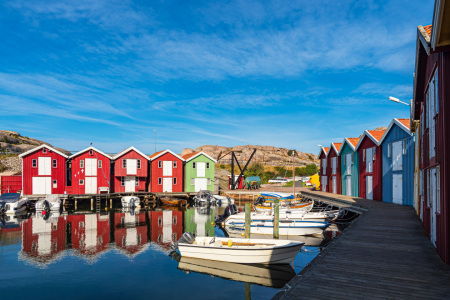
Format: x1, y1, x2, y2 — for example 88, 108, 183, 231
363, 149, 365, 162
173, 177, 177, 185
206, 162, 210, 169
193, 162, 196, 169
402, 139, 407, 155
158, 177, 162, 185
122, 159, 127, 168
173, 216, 177, 225
437, 166, 440, 213
43, 148, 47, 154
121, 177, 125, 186
32, 159, 37, 168
373, 147, 376, 161
173, 161, 177, 168
135, 177, 139, 186
98, 160, 102, 168
79, 221, 85, 228
158, 217, 162, 226
351, 153, 354, 164
158, 161, 162, 168
137, 159, 141, 169
52, 159, 57, 168
427, 170, 431, 207
80, 160, 84, 168
53, 180, 57, 188
79, 179, 84, 185
191, 178, 194, 185
172, 233, 177, 242
89, 150, 93, 155
387, 143, 392, 158
207, 178, 211, 185
435, 68, 439, 114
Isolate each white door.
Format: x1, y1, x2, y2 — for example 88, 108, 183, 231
163, 161, 172, 176
321, 176, 327, 192
346, 153, 352, 174
38, 157, 51, 175
393, 174, 403, 204
125, 176, 136, 192
32, 177, 52, 194
392, 141, 403, 171
85, 177, 97, 194
332, 157, 337, 175
430, 168, 437, 246
366, 176, 373, 200
197, 162, 206, 177
85, 158, 97, 176
346, 176, 352, 196
163, 178, 172, 192
332, 177, 337, 194
127, 159, 137, 175
194, 178, 208, 192
322, 159, 327, 175
366, 148, 373, 172
162, 211, 173, 243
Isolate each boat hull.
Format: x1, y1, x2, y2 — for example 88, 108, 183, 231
226, 221, 330, 236
178, 237, 303, 264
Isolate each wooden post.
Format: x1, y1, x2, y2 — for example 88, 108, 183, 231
110, 199, 112, 209
245, 202, 251, 239
75, 199, 78, 211
91, 198, 93, 211
245, 282, 251, 300
274, 198, 279, 239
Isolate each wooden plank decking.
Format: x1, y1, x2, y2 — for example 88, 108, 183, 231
274, 190, 450, 299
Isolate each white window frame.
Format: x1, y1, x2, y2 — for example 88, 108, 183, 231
173, 161, 177, 168
363, 149, 365, 162
158, 177, 162, 185
98, 160, 102, 168
121, 177, 125, 186
32, 159, 37, 168
158, 161, 162, 168
89, 150, 93, 155
173, 177, 177, 185
79, 179, 84, 185
206, 162, 210, 169
403, 139, 407, 155
80, 160, 84, 168
435, 68, 439, 114
137, 159, 141, 169
122, 159, 127, 169
135, 177, 139, 186
43, 148, 47, 154
388, 143, 392, 158
193, 162, 196, 169
53, 179, 57, 188
52, 159, 57, 168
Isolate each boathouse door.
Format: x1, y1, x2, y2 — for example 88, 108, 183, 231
429, 168, 438, 246
32, 177, 51, 194
38, 157, 51, 175
85, 177, 97, 194
163, 177, 172, 192
163, 161, 172, 176
197, 162, 206, 177
366, 176, 373, 200
321, 176, 327, 192
195, 178, 207, 192
127, 159, 137, 175
346, 177, 352, 196
125, 176, 135, 192
393, 174, 403, 204
332, 177, 337, 194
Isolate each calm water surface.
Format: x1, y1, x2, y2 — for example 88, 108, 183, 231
0, 206, 338, 299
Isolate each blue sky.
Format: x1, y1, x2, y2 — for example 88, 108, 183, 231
0, 0, 433, 155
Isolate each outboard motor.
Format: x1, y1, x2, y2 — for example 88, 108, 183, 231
215, 204, 238, 223
171, 232, 195, 250
0, 202, 5, 214
254, 197, 265, 205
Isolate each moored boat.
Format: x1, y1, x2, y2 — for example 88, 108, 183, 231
226, 219, 330, 236
0, 193, 31, 215
121, 196, 141, 208
35, 194, 62, 212
173, 233, 303, 264
254, 201, 313, 213
160, 197, 187, 207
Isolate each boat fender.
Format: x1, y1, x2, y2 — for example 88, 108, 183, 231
227, 240, 233, 247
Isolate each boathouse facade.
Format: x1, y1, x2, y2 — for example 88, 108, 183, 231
182, 151, 217, 193
328, 143, 342, 194
356, 130, 385, 201
318, 147, 329, 192
69, 147, 112, 195
149, 150, 184, 193
339, 138, 360, 197
19, 145, 68, 195
380, 119, 415, 206
412, 1, 450, 264
113, 147, 149, 193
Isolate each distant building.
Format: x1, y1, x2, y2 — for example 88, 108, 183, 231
318, 147, 329, 192
113, 146, 149, 193
182, 151, 216, 193
148, 150, 185, 193
339, 138, 360, 197
328, 143, 342, 194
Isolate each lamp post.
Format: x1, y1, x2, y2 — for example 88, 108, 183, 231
388, 96, 411, 106
154, 129, 156, 152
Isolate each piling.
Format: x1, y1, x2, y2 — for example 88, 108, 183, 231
91, 198, 93, 210
75, 199, 78, 210
274, 198, 279, 239
245, 202, 251, 238
245, 282, 251, 300
110, 199, 112, 209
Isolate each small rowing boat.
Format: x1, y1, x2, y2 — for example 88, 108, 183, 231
160, 197, 187, 207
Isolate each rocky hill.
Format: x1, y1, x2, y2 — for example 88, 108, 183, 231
182, 145, 319, 167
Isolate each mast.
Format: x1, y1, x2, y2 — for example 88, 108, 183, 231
293, 150, 295, 198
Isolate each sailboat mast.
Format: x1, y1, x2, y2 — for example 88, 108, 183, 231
293, 150, 295, 198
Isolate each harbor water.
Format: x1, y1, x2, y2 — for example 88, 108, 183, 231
0, 206, 342, 299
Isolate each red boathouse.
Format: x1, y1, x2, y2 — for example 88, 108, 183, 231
113, 146, 149, 193
148, 150, 184, 193
328, 143, 342, 194
318, 147, 329, 192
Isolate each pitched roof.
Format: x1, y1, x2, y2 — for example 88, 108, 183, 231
69, 146, 112, 159
18, 144, 69, 159
338, 137, 360, 154
148, 150, 164, 159
113, 146, 149, 160
148, 149, 185, 161
397, 118, 411, 129
355, 129, 386, 150
318, 147, 329, 158
182, 151, 217, 163
367, 130, 386, 142
423, 25, 432, 38
379, 118, 412, 144
347, 138, 360, 148
332, 143, 342, 152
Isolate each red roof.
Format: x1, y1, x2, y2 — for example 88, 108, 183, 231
323, 147, 329, 154
423, 25, 432, 37
182, 151, 200, 160
397, 118, 411, 129
332, 143, 342, 152
367, 130, 386, 142
148, 150, 164, 159
347, 138, 360, 148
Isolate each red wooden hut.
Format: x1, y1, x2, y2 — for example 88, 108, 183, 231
355, 130, 385, 201
411, 0, 450, 264
148, 150, 185, 193
113, 211, 148, 258
318, 147, 329, 192
19, 145, 68, 195
69, 147, 112, 195
113, 146, 149, 193
149, 210, 183, 250
328, 143, 342, 194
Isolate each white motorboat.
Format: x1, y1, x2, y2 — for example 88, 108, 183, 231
226, 220, 330, 236
121, 196, 141, 208
0, 193, 31, 215
259, 192, 294, 199
177, 256, 296, 288
35, 195, 62, 212
253, 201, 314, 213
225, 209, 334, 224
194, 190, 234, 207
173, 233, 303, 264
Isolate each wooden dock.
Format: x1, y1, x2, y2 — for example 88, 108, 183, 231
274, 189, 450, 299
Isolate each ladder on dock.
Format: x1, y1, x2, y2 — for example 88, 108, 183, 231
95, 195, 101, 213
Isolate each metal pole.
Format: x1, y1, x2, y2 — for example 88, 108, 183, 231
245, 202, 251, 238
293, 151, 295, 198
274, 198, 279, 239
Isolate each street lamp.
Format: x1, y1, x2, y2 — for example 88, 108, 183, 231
389, 96, 411, 106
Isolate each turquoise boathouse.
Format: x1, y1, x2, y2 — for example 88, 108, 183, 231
339, 137, 360, 197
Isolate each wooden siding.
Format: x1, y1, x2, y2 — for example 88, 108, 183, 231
70, 150, 111, 194
184, 154, 215, 193
114, 150, 149, 193
382, 124, 415, 206
340, 143, 359, 197
149, 152, 184, 193
149, 211, 183, 247
358, 136, 383, 201
327, 147, 341, 194
21, 147, 67, 195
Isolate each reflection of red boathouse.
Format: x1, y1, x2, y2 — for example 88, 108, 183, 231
149, 210, 183, 250
21, 214, 66, 266
113, 211, 149, 258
